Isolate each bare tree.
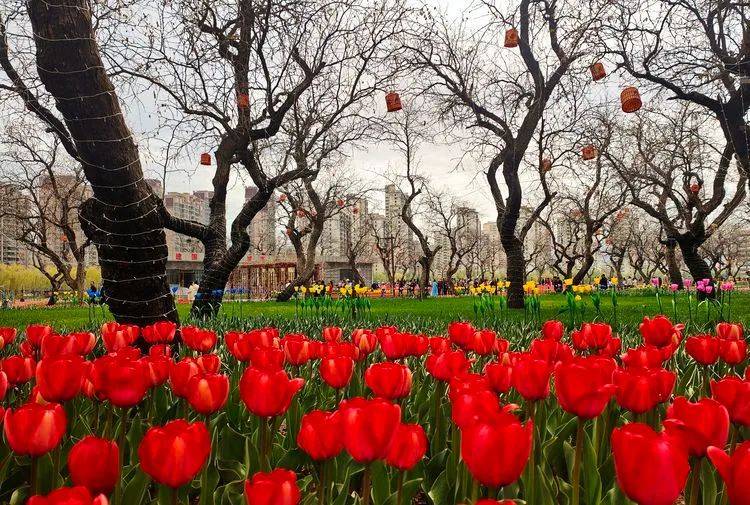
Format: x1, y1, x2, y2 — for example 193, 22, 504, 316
428, 190, 480, 293
605, 0, 750, 191
1, 2, 177, 324
606, 106, 746, 287
0, 128, 92, 300
407, 0, 604, 307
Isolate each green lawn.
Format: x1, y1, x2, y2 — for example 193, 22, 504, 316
0, 291, 746, 334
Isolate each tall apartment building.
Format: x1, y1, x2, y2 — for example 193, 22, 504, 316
384, 184, 414, 252
0, 185, 29, 265
163, 190, 211, 262
245, 186, 276, 255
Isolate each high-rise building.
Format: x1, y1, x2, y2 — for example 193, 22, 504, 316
384, 184, 413, 251
163, 191, 211, 262
0, 185, 29, 265
245, 186, 276, 254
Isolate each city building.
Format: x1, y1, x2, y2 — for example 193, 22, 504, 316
163, 189, 211, 286
246, 186, 276, 255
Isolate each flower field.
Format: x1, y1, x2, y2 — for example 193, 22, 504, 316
0, 312, 748, 504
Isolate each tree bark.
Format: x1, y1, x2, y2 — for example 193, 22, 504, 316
677, 235, 714, 298
502, 234, 525, 308
27, 0, 176, 324
664, 241, 684, 288
573, 253, 595, 286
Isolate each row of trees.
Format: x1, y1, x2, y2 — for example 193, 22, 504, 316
0, 0, 748, 322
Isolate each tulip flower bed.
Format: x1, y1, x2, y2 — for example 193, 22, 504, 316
0, 316, 748, 505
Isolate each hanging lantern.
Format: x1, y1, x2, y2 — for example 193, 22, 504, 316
191, 253, 198, 261
590, 62, 606, 81
541, 158, 552, 172
61, 234, 68, 242
237, 93, 250, 108
296, 209, 305, 218
385, 92, 402, 113
336, 198, 345, 208
582, 145, 598, 160
504, 28, 519, 48
620, 87, 642, 113
175, 252, 182, 260
352, 207, 360, 214
277, 194, 287, 203
690, 183, 701, 194
200, 153, 211, 166
286, 228, 293, 237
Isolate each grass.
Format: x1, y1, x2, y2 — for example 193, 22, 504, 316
0, 291, 747, 334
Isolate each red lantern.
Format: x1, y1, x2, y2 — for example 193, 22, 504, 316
200, 153, 211, 166
590, 62, 606, 81
336, 198, 345, 208
690, 183, 701, 194
504, 28, 519, 48
191, 253, 198, 261
286, 228, 293, 237
386, 92, 402, 113
352, 207, 360, 214
296, 209, 305, 218
620, 87, 642, 113
61, 234, 68, 242
541, 158, 552, 172
175, 252, 182, 260
237, 93, 250, 108
582, 145, 598, 160
278, 194, 287, 203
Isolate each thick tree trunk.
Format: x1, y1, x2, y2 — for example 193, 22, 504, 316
664, 242, 684, 288
27, 0, 176, 324
573, 253, 594, 285
677, 235, 715, 299
417, 255, 434, 300
502, 235, 525, 308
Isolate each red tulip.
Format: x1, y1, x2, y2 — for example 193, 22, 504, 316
379, 331, 414, 360
71, 332, 97, 355
664, 397, 729, 457
40, 333, 77, 358
92, 354, 150, 408
181, 326, 217, 352
245, 328, 280, 349
339, 397, 401, 463
611, 423, 689, 505
541, 320, 564, 340
169, 357, 201, 398
468, 330, 496, 355
429, 336, 451, 354
511, 354, 552, 401
27, 487, 108, 505
717, 322, 743, 341
297, 410, 343, 461
450, 388, 503, 429
0, 371, 7, 401
244, 469, 300, 505
320, 356, 354, 389
249, 347, 285, 371
226, 331, 253, 362
571, 322, 613, 351
240, 367, 304, 418
4, 402, 66, 456
554, 356, 616, 419
484, 361, 513, 394
685, 334, 720, 365
141, 354, 170, 387
187, 373, 229, 415
1, 355, 36, 385
101, 323, 139, 352
364, 362, 412, 400
708, 442, 750, 505
448, 321, 475, 349
597, 336, 621, 358
68, 436, 120, 495
323, 326, 343, 343
385, 423, 427, 470
352, 329, 377, 354
621, 344, 668, 369
322, 342, 361, 362
26, 324, 53, 348
712, 376, 750, 426
640, 315, 683, 348
529, 338, 573, 365
36, 355, 84, 402
0, 327, 17, 349
425, 350, 470, 382
720, 339, 747, 365
281, 334, 314, 366
493, 337, 510, 354
138, 420, 210, 488
614, 367, 675, 414
142, 321, 177, 345
461, 412, 532, 488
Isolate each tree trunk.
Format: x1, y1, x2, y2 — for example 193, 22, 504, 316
664, 242, 684, 288
677, 235, 715, 299
502, 235, 525, 308
573, 253, 594, 285
27, 0, 176, 324
417, 255, 434, 300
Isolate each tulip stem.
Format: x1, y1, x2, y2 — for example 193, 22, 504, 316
396, 471, 404, 505
470, 479, 479, 503
361, 464, 372, 505
171, 487, 179, 505
318, 461, 327, 505
689, 459, 701, 505
527, 401, 537, 505
571, 418, 585, 505
30, 457, 38, 496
